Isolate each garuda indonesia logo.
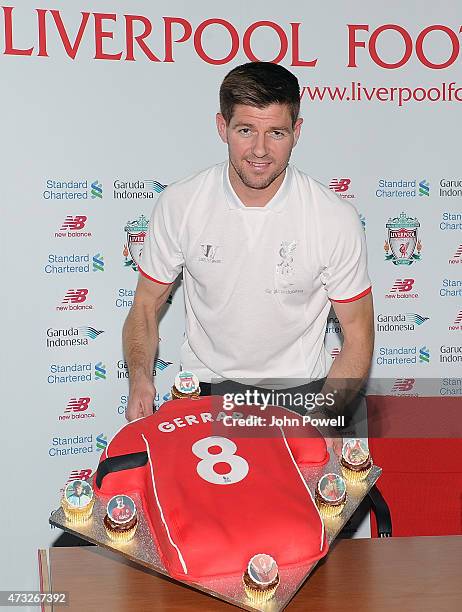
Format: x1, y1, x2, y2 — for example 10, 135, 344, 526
123, 215, 149, 271
384, 212, 422, 265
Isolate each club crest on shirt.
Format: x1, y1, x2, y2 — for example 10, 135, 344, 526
276, 241, 297, 276
199, 244, 222, 263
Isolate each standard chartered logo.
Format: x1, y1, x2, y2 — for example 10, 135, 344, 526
91, 180, 103, 199
418, 180, 430, 196
94, 362, 107, 380
419, 346, 430, 363
92, 253, 104, 272
96, 433, 108, 451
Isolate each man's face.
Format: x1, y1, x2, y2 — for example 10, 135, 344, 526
74, 483, 83, 496
216, 103, 302, 192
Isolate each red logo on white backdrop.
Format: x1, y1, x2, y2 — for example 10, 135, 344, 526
65, 397, 91, 413
391, 378, 415, 392
449, 311, 462, 331
65, 469, 93, 484
57, 289, 93, 311
60, 216, 87, 231
59, 397, 95, 421
329, 178, 351, 193
390, 279, 415, 292
385, 278, 419, 300
449, 244, 462, 264
62, 289, 88, 304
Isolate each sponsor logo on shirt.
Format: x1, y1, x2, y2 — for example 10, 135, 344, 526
199, 244, 222, 263
276, 241, 297, 276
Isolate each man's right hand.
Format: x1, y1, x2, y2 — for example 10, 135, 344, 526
125, 377, 156, 422
122, 275, 173, 422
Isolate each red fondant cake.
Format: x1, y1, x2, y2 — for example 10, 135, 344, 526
94, 396, 329, 582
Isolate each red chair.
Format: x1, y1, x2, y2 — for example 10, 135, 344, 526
367, 395, 462, 537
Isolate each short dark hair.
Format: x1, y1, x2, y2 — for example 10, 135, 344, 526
219, 62, 300, 126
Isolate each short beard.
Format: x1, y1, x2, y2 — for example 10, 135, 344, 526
230, 158, 287, 191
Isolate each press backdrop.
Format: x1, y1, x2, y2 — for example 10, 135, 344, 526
2, 0, 462, 597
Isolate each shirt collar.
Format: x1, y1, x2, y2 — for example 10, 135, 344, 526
222, 161, 292, 213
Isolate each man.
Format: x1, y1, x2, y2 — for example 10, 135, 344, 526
111, 497, 133, 523
67, 480, 92, 507
123, 61, 374, 424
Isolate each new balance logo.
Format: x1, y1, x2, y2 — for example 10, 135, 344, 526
64, 397, 91, 413
329, 178, 351, 193
60, 215, 87, 230
59, 397, 95, 421
57, 289, 93, 312
449, 244, 462, 264
65, 469, 92, 484
449, 311, 462, 330
390, 279, 415, 292
391, 378, 415, 392
386, 279, 418, 300
62, 289, 88, 303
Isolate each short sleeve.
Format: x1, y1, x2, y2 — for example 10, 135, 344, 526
138, 191, 184, 285
321, 204, 371, 302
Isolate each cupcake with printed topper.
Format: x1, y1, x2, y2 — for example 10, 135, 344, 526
171, 370, 201, 400
61, 480, 94, 523
315, 473, 347, 518
103, 494, 138, 543
340, 439, 373, 483
242, 553, 280, 604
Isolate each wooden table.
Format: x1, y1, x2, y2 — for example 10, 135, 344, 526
45, 536, 462, 612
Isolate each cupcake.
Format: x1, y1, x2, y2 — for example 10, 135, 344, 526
61, 480, 94, 523
171, 371, 201, 400
340, 439, 373, 483
315, 473, 347, 518
243, 553, 280, 604
104, 495, 138, 543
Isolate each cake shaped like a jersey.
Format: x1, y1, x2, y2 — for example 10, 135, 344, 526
94, 396, 330, 582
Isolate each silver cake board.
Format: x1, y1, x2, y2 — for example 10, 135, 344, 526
50, 456, 381, 612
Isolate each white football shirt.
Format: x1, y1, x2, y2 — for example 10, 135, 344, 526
139, 162, 371, 383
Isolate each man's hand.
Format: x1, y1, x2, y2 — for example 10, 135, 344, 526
126, 375, 156, 422
122, 274, 173, 422
323, 292, 374, 411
